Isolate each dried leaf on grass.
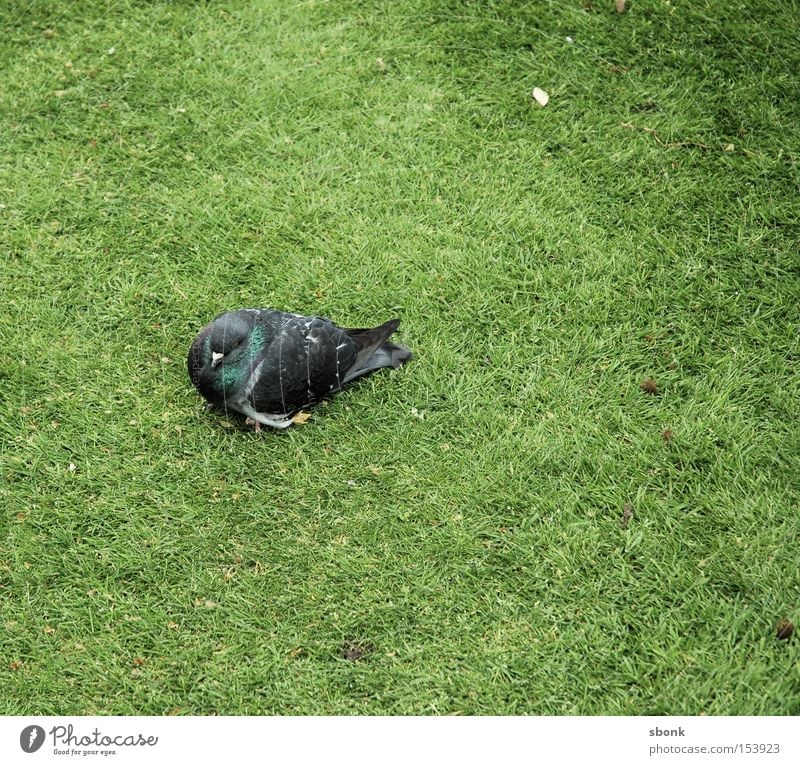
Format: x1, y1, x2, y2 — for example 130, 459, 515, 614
640, 378, 659, 395
621, 502, 634, 528
775, 618, 794, 641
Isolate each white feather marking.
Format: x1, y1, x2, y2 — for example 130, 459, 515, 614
305, 330, 312, 401
243, 358, 266, 398
278, 324, 287, 414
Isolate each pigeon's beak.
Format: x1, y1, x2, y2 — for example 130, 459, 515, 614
211, 351, 224, 368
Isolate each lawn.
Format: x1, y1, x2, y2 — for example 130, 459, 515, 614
1, 0, 798, 715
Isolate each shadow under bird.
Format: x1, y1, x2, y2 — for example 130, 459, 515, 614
188, 308, 412, 430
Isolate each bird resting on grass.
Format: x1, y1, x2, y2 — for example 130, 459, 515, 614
187, 308, 412, 430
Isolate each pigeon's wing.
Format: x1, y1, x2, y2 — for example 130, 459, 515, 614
246, 314, 358, 414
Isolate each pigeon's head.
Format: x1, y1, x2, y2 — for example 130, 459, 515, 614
207, 311, 252, 368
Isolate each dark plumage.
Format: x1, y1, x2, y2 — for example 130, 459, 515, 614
187, 308, 412, 429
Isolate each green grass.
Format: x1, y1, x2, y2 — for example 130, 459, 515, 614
1, 0, 799, 715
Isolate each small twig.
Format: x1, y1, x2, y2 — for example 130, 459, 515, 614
620, 122, 714, 151
172, 284, 188, 299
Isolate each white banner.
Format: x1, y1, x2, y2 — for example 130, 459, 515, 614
1, 716, 796, 765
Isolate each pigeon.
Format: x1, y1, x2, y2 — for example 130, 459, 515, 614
187, 308, 412, 430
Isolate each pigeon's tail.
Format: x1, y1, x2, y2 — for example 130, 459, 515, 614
342, 319, 412, 384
